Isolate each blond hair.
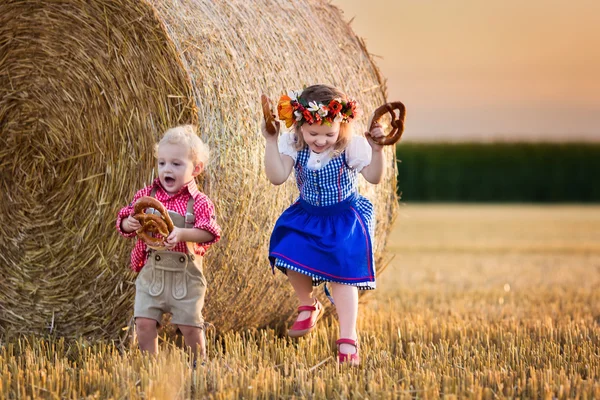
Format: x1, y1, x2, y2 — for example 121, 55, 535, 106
155, 124, 209, 166
293, 84, 353, 156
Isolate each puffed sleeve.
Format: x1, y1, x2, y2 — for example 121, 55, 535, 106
192, 193, 221, 246
278, 132, 298, 161
345, 135, 372, 172
190, 192, 221, 257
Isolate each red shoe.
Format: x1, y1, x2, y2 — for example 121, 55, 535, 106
287, 299, 323, 338
336, 338, 360, 366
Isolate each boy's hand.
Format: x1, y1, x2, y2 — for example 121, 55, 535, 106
366, 122, 385, 152
123, 215, 141, 232
165, 227, 184, 249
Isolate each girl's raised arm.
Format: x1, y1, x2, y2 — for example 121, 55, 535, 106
361, 123, 386, 184
262, 121, 294, 185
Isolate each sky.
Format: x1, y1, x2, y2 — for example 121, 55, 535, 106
332, 0, 600, 142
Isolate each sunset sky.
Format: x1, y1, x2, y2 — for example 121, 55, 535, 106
333, 0, 600, 142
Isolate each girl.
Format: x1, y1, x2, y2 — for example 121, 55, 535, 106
262, 84, 385, 365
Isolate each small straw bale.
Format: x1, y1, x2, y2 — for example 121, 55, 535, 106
0, 0, 398, 338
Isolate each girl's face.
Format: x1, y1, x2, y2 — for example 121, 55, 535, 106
301, 122, 341, 153
157, 142, 202, 195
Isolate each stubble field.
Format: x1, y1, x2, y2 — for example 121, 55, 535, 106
1, 204, 599, 399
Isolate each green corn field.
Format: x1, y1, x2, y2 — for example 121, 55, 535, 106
396, 143, 600, 202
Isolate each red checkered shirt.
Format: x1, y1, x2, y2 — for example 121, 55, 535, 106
116, 179, 221, 272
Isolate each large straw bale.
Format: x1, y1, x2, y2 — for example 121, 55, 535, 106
0, 0, 398, 338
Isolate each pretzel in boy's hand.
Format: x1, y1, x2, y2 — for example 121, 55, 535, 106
368, 102, 406, 146
133, 196, 174, 250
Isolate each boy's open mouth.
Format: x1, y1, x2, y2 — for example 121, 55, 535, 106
164, 177, 175, 184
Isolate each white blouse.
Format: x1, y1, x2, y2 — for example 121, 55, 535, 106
278, 133, 372, 172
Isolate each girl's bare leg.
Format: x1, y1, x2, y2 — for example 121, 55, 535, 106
287, 269, 315, 320
330, 283, 359, 354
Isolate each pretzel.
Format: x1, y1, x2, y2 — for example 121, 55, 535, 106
261, 94, 278, 136
133, 196, 174, 250
368, 102, 406, 146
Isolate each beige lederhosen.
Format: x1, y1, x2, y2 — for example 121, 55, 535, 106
134, 193, 207, 328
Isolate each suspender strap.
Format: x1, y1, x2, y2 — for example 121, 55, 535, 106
185, 196, 195, 228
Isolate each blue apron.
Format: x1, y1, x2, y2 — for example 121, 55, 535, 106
269, 147, 376, 290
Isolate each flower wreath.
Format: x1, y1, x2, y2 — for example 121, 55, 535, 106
276, 89, 358, 128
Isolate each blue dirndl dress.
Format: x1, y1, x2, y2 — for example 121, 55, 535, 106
269, 146, 376, 290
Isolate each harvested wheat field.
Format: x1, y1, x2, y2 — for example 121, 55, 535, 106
1, 204, 599, 399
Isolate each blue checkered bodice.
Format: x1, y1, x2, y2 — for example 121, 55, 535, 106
294, 148, 359, 207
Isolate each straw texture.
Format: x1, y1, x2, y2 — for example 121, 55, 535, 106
0, 0, 398, 338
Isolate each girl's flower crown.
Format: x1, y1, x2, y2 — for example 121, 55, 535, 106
277, 89, 358, 128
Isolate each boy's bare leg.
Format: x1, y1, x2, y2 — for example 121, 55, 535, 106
287, 269, 315, 320
136, 317, 159, 354
178, 325, 206, 362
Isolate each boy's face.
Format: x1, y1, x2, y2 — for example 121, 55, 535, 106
301, 122, 340, 154
157, 142, 202, 195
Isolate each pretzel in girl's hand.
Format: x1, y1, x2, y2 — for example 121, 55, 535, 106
133, 196, 174, 250
368, 102, 406, 146
261, 94, 279, 136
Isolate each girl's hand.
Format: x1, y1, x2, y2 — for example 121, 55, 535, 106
165, 227, 184, 249
261, 120, 280, 141
123, 215, 141, 232
261, 94, 280, 138
365, 122, 385, 152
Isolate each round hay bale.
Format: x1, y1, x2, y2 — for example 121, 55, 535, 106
0, 0, 398, 338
